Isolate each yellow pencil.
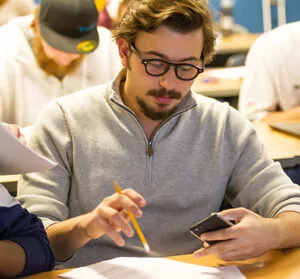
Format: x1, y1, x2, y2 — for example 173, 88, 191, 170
113, 181, 151, 254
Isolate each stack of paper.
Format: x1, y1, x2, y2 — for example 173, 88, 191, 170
60, 257, 246, 279
0, 122, 56, 174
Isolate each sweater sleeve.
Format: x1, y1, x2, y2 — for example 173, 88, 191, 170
0, 186, 55, 276
222, 107, 300, 217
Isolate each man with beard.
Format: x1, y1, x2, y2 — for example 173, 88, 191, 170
18, 0, 300, 268
0, 0, 121, 141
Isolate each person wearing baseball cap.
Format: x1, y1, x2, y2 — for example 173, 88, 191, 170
0, 121, 55, 277
38, 0, 100, 55
0, 0, 121, 141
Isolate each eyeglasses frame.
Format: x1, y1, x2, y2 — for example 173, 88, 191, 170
130, 43, 205, 81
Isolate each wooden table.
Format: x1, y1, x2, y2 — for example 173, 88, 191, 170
252, 122, 300, 168
23, 248, 300, 279
216, 33, 260, 55
192, 67, 245, 98
0, 174, 19, 184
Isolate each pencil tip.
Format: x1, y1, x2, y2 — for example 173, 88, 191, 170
144, 243, 151, 254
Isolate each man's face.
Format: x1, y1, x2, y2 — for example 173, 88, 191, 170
41, 38, 80, 67
32, 32, 84, 78
118, 25, 204, 121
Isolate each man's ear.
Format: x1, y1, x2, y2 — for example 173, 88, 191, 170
117, 38, 130, 68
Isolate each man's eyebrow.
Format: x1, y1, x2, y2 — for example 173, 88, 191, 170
144, 50, 201, 62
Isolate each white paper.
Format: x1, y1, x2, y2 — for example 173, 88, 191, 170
0, 122, 56, 174
60, 257, 246, 279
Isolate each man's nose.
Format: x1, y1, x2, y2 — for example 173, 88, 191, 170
159, 67, 178, 90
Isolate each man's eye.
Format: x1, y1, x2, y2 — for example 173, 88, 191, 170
148, 60, 166, 68
179, 64, 194, 72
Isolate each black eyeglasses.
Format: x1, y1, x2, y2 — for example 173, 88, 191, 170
130, 44, 205, 81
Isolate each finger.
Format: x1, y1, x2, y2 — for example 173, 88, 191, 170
203, 241, 210, 248
194, 239, 237, 258
96, 217, 126, 246
201, 226, 237, 243
122, 188, 146, 207
96, 204, 134, 237
219, 207, 250, 221
106, 192, 143, 218
120, 209, 130, 221
18, 128, 27, 145
7, 124, 20, 138
109, 210, 130, 232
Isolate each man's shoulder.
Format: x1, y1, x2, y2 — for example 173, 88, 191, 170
253, 21, 300, 51
191, 92, 230, 111
96, 26, 113, 37
56, 83, 111, 109
0, 15, 33, 59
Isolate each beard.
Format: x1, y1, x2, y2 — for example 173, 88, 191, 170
32, 34, 84, 79
137, 88, 182, 121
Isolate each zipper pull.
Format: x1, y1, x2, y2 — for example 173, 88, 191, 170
147, 143, 153, 156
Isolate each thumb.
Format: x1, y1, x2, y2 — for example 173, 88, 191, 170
219, 207, 250, 221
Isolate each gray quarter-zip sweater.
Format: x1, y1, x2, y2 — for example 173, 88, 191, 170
18, 70, 300, 267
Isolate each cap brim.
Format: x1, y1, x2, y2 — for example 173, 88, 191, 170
40, 23, 99, 54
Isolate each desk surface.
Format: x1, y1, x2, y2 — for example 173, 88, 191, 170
23, 248, 300, 279
0, 174, 19, 184
192, 67, 244, 97
216, 33, 260, 55
252, 122, 300, 167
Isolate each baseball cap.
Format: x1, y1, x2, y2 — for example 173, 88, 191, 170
39, 0, 100, 54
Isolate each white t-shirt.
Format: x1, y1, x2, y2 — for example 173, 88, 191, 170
238, 21, 300, 121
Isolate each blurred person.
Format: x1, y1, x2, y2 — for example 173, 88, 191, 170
0, 0, 35, 25
0, 0, 121, 141
239, 21, 300, 123
238, 21, 300, 184
98, 0, 131, 29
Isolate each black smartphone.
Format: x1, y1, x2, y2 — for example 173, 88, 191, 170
190, 213, 234, 245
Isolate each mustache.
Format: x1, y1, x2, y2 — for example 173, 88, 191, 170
146, 89, 182, 100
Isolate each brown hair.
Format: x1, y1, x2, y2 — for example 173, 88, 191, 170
112, 0, 216, 64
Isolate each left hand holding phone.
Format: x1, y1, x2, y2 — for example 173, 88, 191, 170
192, 207, 281, 261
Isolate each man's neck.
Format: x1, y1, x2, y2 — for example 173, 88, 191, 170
138, 114, 162, 139
120, 79, 162, 139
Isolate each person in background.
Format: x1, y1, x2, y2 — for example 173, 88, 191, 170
239, 21, 300, 122
0, 0, 35, 26
0, 124, 54, 277
238, 21, 300, 183
18, 0, 300, 268
0, 0, 121, 141
98, 0, 131, 29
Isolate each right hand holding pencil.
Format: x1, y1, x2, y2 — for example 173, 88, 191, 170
79, 188, 146, 247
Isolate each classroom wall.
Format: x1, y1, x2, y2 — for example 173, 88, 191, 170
209, 0, 300, 33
